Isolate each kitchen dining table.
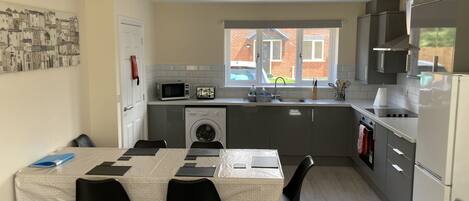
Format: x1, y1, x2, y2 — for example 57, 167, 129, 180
15, 148, 284, 201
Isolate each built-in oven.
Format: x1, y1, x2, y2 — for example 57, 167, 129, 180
157, 82, 190, 101
359, 115, 375, 169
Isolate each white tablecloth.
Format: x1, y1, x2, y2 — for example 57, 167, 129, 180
15, 148, 284, 201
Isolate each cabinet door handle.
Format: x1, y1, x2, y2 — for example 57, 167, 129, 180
392, 164, 404, 173
393, 148, 404, 156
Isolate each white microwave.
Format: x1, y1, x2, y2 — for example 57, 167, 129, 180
157, 82, 190, 101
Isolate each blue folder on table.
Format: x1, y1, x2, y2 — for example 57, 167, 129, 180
31, 153, 75, 168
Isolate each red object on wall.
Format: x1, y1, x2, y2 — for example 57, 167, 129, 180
130, 55, 140, 85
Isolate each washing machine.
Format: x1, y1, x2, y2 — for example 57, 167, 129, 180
185, 107, 226, 148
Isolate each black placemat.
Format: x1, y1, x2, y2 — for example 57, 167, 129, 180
86, 165, 131, 176
175, 167, 216, 177
118, 156, 131, 161
123, 148, 159, 156
183, 163, 197, 168
187, 148, 220, 157
251, 156, 279, 169
100, 162, 115, 166
184, 155, 197, 161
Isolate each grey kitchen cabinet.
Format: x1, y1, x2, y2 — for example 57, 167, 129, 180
385, 130, 416, 201
264, 107, 312, 156
372, 123, 392, 192
311, 107, 353, 157
147, 105, 186, 148
385, 160, 413, 201
377, 12, 406, 46
366, 0, 400, 14
413, 0, 439, 6
376, 11, 407, 74
227, 106, 270, 149
352, 110, 388, 195
355, 14, 397, 84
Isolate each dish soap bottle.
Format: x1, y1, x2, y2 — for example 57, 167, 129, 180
248, 85, 256, 96
247, 85, 257, 102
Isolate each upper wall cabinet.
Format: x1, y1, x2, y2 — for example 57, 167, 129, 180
366, 0, 400, 14
412, 0, 438, 5
407, 0, 463, 77
355, 14, 397, 85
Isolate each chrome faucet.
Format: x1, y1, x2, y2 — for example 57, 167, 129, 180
273, 77, 286, 100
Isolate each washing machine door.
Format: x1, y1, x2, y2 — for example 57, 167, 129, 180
190, 119, 222, 143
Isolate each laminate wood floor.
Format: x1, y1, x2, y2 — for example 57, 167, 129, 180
282, 166, 382, 201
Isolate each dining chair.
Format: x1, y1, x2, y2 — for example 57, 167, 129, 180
76, 178, 130, 201
167, 178, 221, 201
133, 140, 167, 148
72, 134, 96, 147
282, 155, 315, 201
190, 141, 224, 149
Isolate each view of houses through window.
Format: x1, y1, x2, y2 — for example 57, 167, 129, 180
226, 28, 336, 86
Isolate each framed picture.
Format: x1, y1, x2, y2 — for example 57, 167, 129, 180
0, 2, 80, 74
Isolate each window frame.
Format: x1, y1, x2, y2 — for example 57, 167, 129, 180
252, 39, 283, 62
302, 39, 325, 62
225, 28, 338, 87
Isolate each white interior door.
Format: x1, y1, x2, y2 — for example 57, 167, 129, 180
119, 18, 146, 148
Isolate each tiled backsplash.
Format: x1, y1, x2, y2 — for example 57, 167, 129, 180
146, 63, 387, 101
388, 73, 421, 113
146, 63, 421, 113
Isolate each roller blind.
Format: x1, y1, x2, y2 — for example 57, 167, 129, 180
223, 20, 343, 29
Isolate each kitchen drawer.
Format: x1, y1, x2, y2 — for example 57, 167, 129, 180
385, 161, 413, 201
388, 132, 416, 161
387, 145, 414, 179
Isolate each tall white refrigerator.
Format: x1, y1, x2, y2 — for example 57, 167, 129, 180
414, 72, 469, 201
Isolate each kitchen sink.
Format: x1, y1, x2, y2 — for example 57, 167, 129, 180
273, 98, 307, 103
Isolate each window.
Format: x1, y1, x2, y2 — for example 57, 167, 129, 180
225, 25, 338, 86
303, 40, 324, 62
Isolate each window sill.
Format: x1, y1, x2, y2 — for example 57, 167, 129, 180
223, 85, 333, 89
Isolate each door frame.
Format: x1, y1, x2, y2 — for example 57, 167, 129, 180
117, 16, 147, 148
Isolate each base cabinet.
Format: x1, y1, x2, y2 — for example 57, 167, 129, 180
227, 106, 353, 159
352, 110, 388, 194
353, 110, 416, 201
227, 106, 270, 149
385, 161, 413, 201
148, 105, 186, 148
311, 107, 353, 157
264, 107, 312, 156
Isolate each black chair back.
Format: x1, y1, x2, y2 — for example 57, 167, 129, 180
72, 134, 95, 147
167, 178, 221, 201
76, 178, 130, 201
283, 155, 315, 201
134, 140, 167, 148
190, 141, 224, 149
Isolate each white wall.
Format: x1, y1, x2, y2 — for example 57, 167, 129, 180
0, 1, 84, 200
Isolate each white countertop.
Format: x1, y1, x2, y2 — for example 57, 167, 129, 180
148, 98, 418, 143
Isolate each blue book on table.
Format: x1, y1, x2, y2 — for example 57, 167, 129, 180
31, 153, 75, 168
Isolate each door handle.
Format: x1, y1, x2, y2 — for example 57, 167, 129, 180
392, 164, 404, 174
124, 105, 134, 112
393, 148, 405, 156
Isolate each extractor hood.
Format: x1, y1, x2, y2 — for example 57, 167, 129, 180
373, 35, 415, 52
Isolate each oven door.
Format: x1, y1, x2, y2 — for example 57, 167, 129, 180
359, 121, 375, 169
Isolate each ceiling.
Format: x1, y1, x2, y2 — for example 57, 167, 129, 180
153, 0, 369, 3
